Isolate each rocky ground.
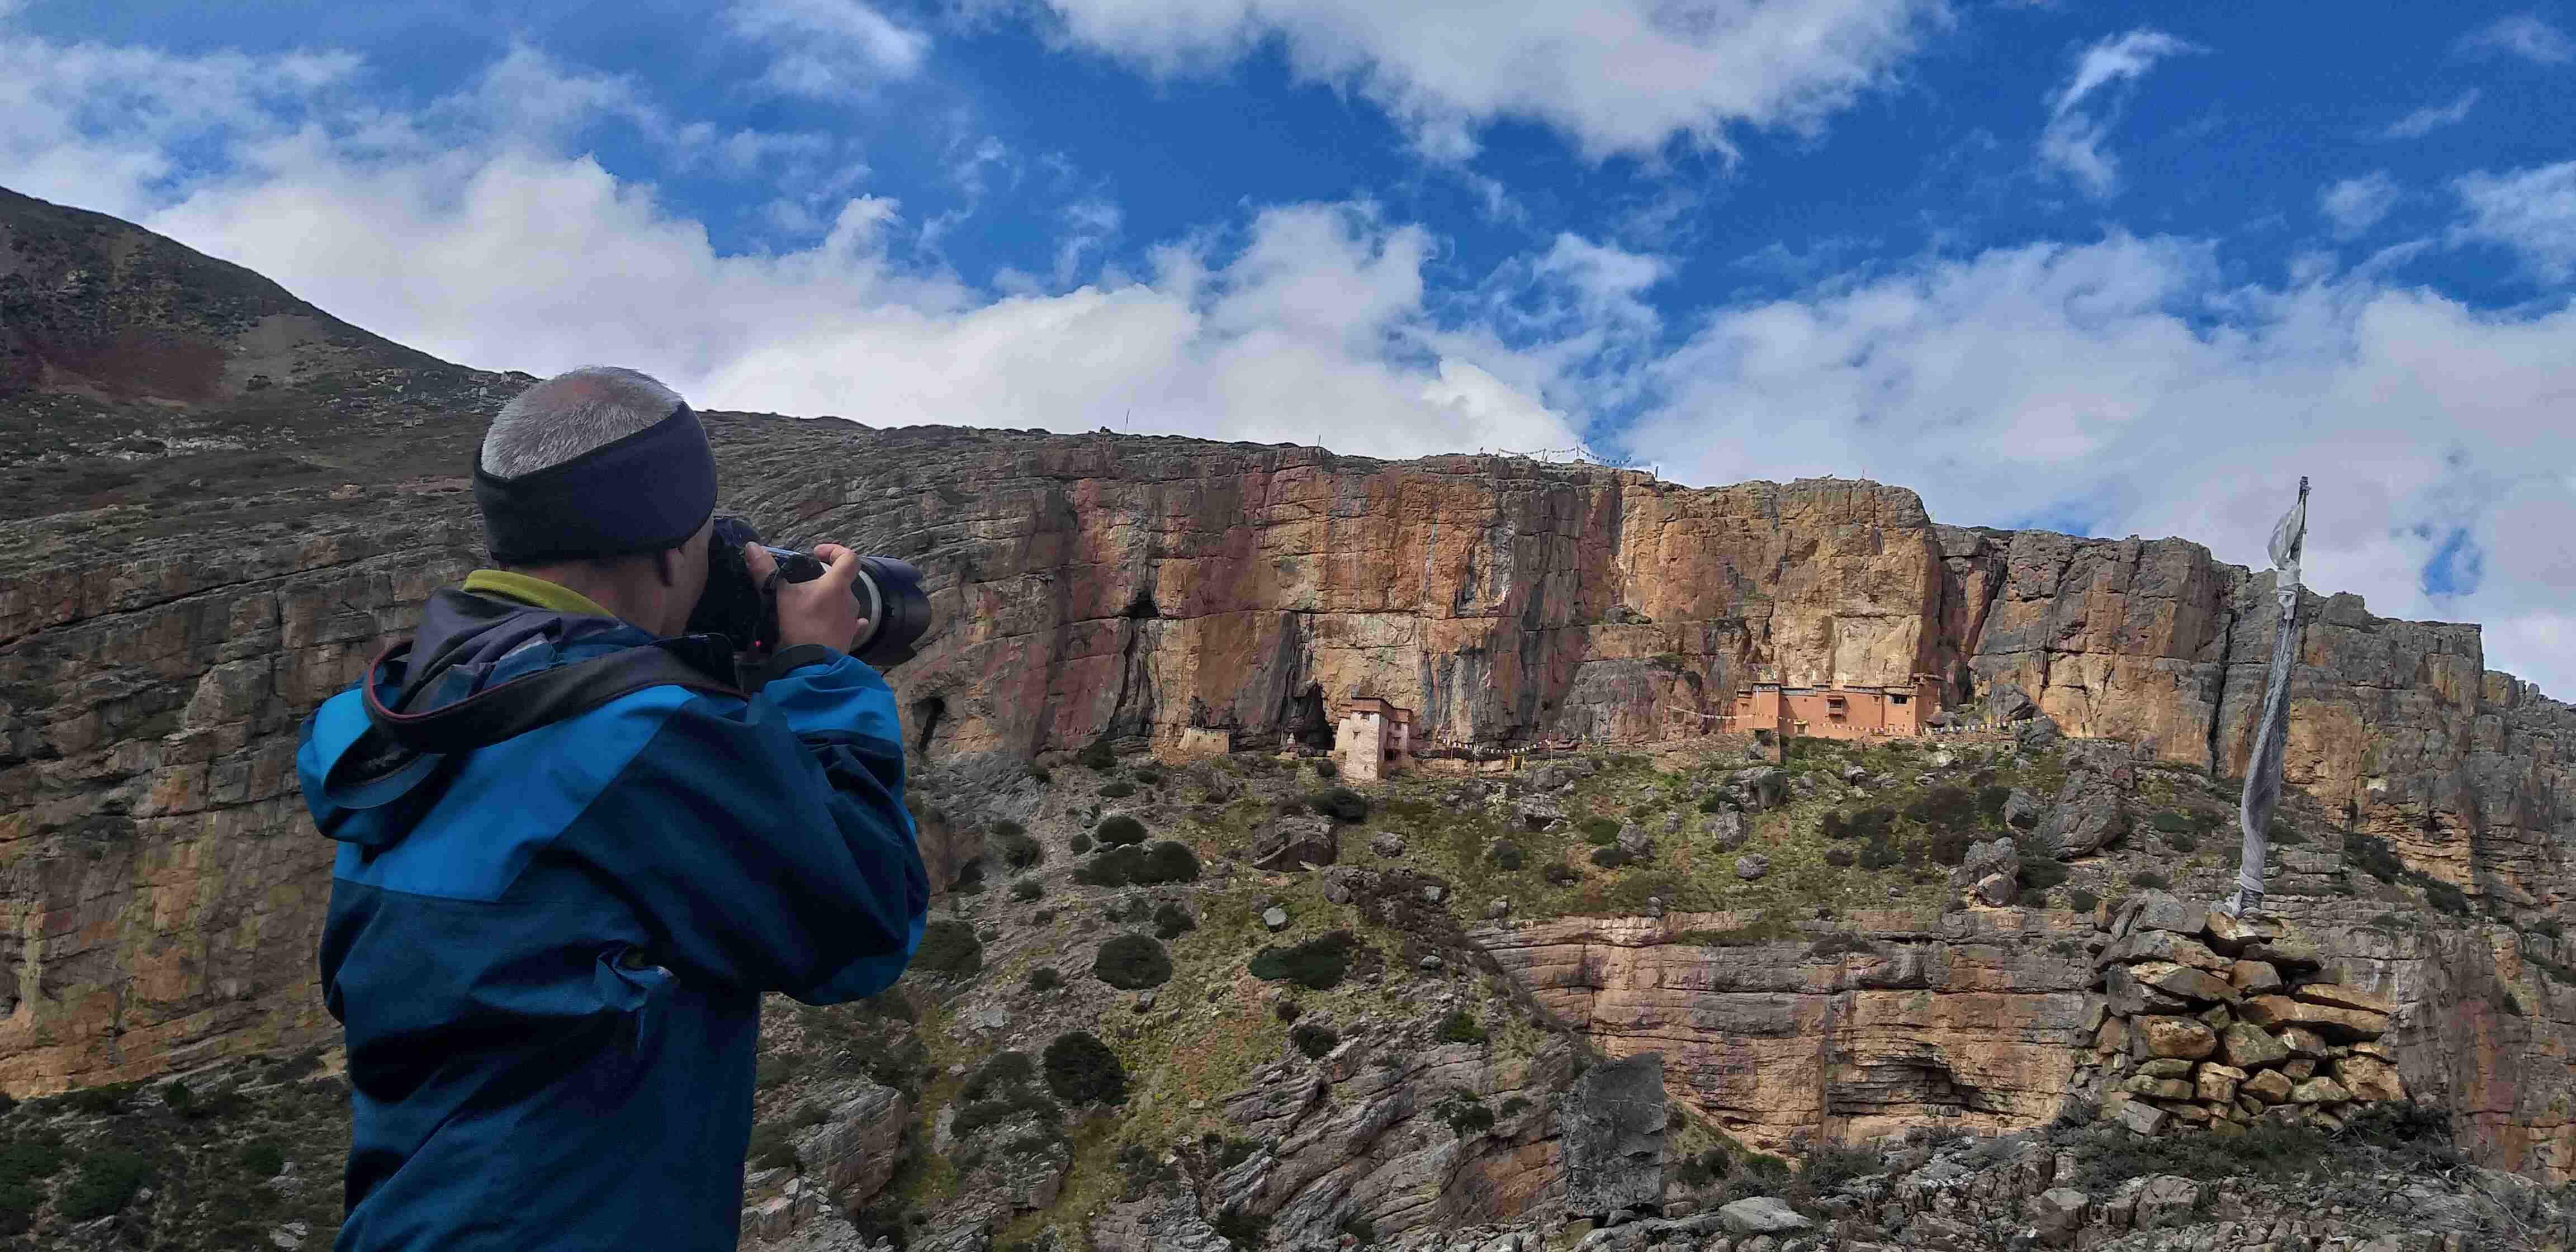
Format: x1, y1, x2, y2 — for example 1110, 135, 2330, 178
9, 723, 2558, 1250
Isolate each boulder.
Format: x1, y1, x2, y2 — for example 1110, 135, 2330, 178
2336, 1055, 2407, 1102
1560, 1054, 1666, 1217
2124, 1075, 2194, 1101
2104, 965, 2191, 1017
2109, 1099, 2168, 1135
2030, 1188, 2088, 1248
1734, 855, 1770, 881
1250, 815, 1339, 871
2293, 982, 2394, 1014
2201, 909, 2285, 955
2036, 795, 2122, 859
2219, 1022, 2291, 1069
796, 1084, 913, 1205
2228, 960, 2284, 995
1616, 827, 1654, 859
2195, 1065, 2241, 1104
1705, 808, 1748, 851
2290, 1076, 2353, 1105
2137, 1057, 2194, 1079
2134, 1175, 2201, 1229
2241, 1069, 2295, 1104
2279, 1026, 2330, 1058
2237, 940, 2322, 971
2103, 928, 2231, 971
2131, 961, 2239, 1004
2133, 1016, 2219, 1060
2238, 995, 2392, 1041
2125, 891, 2208, 937
2280, 1058, 2317, 1081
1716, 1197, 1812, 1236
1969, 872, 2018, 908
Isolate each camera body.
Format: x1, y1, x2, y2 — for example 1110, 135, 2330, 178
689, 513, 930, 668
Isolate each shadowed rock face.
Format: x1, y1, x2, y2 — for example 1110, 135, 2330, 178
3, 188, 2573, 1189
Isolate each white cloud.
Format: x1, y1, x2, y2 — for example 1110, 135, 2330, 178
2318, 172, 2400, 240
0, 23, 1588, 467
2037, 29, 2201, 199
1624, 234, 2576, 698
2453, 160, 2576, 282
724, 0, 931, 94
2378, 88, 2479, 139
1020, 0, 1950, 162
2458, 13, 2573, 64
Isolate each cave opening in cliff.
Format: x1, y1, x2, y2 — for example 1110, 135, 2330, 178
1124, 587, 1161, 620
1287, 683, 1332, 750
912, 695, 946, 753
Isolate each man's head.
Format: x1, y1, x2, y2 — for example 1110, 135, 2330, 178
475, 366, 716, 636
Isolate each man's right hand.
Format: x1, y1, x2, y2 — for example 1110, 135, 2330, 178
745, 542, 872, 655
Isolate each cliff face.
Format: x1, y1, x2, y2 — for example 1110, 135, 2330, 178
3, 188, 2572, 1189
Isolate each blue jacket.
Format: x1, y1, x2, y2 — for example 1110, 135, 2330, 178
295, 585, 928, 1251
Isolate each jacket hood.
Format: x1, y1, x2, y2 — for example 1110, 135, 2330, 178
305, 590, 655, 848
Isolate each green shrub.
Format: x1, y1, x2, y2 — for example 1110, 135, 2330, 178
1858, 838, 1901, 870
1093, 935, 1173, 989
1433, 1011, 1488, 1044
1338, 1216, 1379, 1247
1438, 1095, 1496, 1137
1489, 843, 1526, 870
916, 919, 984, 979
1133, 767, 1164, 785
1068, 832, 1093, 854
1011, 879, 1044, 902
2423, 880, 2471, 916
0, 1136, 68, 1207
1308, 786, 1370, 823
2502, 990, 2526, 1016
962, 1051, 1037, 1102
57, 1149, 150, 1221
1026, 763, 1053, 784
1589, 845, 1628, 869
2129, 871, 2171, 890
1211, 1209, 1271, 1251
2270, 821, 2307, 845
995, 828, 1044, 870
237, 1141, 287, 1178
2023, 890, 2052, 909
1291, 1025, 1339, 1058
1976, 785, 2011, 824
1314, 759, 1338, 778
1138, 841, 1201, 883
1100, 781, 1138, 799
2167, 833, 2199, 853
1096, 815, 1149, 846
756, 1052, 806, 1089
1849, 808, 1895, 839
1078, 741, 1117, 771
747, 1122, 801, 1171
2066, 887, 2100, 913
2149, 812, 2193, 833
1697, 793, 1735, 814
1903, 786, 1978, 832
1043, 1031, 1128, 1104
2019, 853, 2071, 890
1499, 1097, 1532, 1118
1026, 967, 1063, 994
1153, 902, 1196, 940
1580, 818, 1622, 842
1542, 861, 1581, 885
2345, 832, 2403, 883
1803, 1146, 1882, 1190
1250, 931, 1361, 990
1916, 827, 1975, 867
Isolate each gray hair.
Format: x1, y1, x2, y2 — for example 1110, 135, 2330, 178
479, 365, 688, 478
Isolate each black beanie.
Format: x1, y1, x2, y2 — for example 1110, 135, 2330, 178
473, 401, 718, 566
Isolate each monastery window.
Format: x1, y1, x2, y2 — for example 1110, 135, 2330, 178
1890, 694, 1908, 705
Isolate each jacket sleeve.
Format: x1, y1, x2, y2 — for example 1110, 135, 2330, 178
565, 648, 929, 1004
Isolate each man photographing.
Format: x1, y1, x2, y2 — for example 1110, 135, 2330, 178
295, 366, 928, 1250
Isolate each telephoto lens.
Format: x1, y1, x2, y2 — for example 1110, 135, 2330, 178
690, 513, 930, 667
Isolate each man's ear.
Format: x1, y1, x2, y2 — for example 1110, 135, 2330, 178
653, 547, 680, 588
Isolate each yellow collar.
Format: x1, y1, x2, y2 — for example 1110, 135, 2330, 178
461, 570, 619, 619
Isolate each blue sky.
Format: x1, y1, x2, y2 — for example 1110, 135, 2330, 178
6, 0, 2575, 693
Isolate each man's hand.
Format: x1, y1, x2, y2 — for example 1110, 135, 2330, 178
744, 542, 872, 655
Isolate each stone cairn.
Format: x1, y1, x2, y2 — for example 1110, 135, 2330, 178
2082, 892, 2405, 1137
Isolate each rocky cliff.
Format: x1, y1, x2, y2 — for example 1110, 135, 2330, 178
3, 187, 2574, 1245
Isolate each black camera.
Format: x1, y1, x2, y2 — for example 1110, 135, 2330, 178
689, 513, 930, 668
